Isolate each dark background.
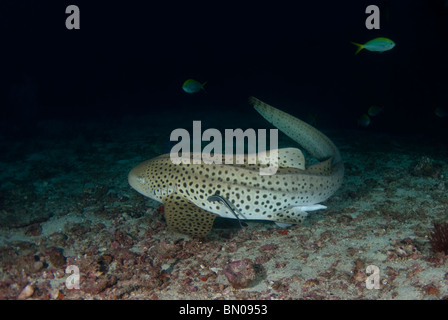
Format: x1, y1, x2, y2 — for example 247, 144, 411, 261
1, 0, 447, 137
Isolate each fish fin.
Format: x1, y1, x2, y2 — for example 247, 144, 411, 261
257, 147, 306, 170
298, 204, 327, 211
201, 81, 208, 93
277, 148, 306, 170
163, 194, 218, 238
275, 222, 293, 228
306, 157, 333, 175
274, 207, 309, 224
274, 205, 327, 224
351, 42, 364, 55
249, 96, 342, 163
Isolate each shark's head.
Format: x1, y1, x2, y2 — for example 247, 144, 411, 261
128, 160, 154, 199
128, 156, 175, 203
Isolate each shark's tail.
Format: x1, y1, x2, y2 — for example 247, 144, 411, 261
249, 97, 342, 165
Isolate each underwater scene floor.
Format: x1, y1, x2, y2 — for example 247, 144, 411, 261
0, 109, 447, 300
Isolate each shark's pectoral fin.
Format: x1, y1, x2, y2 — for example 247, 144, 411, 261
163, 194, 218, 238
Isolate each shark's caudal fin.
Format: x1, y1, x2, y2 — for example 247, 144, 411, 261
248, 97, 342, 165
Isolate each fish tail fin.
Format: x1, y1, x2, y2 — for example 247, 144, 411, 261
201, 81, 207, 93
249, 96, 342, 164
351, 42, 364, 55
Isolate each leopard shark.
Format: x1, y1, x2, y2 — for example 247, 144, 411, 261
128, 97, 344, 237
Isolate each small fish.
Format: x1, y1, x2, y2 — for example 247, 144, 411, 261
351, 37, 395, 55
368, 105, 383, 117
357, 114, 371, 127
208, 194, 247, 228
434, 107, 447, 118
182, 79, 207, 94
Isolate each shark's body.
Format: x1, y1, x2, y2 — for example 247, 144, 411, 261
128, 97, 344, 237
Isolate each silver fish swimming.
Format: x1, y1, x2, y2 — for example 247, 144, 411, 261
128, 97, 344, 237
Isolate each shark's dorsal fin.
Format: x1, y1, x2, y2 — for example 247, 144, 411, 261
163, 194, 218, 238
306, 158, 333, 175
257, 147, 305, 170
277, 148, 306, 170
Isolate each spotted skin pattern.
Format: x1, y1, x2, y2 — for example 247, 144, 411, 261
128, 97, 344, 237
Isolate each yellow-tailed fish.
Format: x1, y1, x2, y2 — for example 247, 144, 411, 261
357, 114, 371, 127
351, 37, 395, 55
367, 105, 383, 117
182, 79, 207, 94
